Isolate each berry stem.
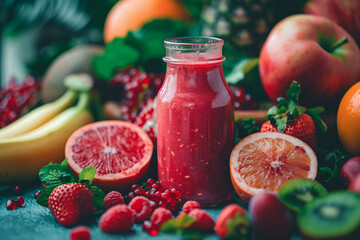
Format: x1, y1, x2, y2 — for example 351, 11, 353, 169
331, 37, 348, 52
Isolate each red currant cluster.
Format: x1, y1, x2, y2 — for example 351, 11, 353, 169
0, 76, 41, 128
110, 67, 165, 122
127, 178, 182, 213
230, 86, 258, 110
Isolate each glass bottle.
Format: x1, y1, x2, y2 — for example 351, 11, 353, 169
157, 37, 234, 206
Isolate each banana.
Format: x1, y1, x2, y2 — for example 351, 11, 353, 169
0, 90, 77, 139
0, 92, 93, 183
0, 74, 93, 139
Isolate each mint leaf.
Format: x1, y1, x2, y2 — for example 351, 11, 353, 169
161, 214, 196, 232
79, 167, 96, 185
92, 38, 140, 81
226, 213, 251, 239
39, 164, 77, 186
89, 186, 105, 212
61, 158, 68, 166
36, 185, 58, 207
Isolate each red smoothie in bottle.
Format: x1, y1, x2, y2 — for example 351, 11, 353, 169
157, 37, 234, 206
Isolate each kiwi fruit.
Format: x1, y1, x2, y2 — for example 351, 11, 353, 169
278, 178, 328, 212
297, 191, 360, 239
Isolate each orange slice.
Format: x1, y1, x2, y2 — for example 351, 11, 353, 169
230, 132, 317, 202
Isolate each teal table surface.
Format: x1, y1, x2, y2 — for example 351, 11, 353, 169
0, 185, 303, 240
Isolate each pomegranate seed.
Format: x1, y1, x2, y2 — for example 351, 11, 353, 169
34, 190, 41, 199
170, 188, 182, 199
146, 178, 156, 188
142, 221, 159, 236
134, 188, 146, 196
149, 200, 157, 210
161, 192, 171, 203
12, 186, 22, 195
131, 184, 141, 192
158, 200, 167, 208
128, 192, 135, 201
15, 197, 24, 207
154, 191, 162, 200
6, 200, 17, 210
151, 183, 160, 190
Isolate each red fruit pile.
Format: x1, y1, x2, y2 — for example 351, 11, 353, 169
230, 86, 258, 110
110, 67, 165, 122
0, 76, 41, 128
127, 178, 182, 213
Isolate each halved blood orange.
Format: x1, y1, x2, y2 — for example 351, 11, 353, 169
230, 132, 317, 202
65, 120, 153, 192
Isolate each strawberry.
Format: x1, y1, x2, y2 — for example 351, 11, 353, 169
260, 81, 327, 150
48, 183, 94, 227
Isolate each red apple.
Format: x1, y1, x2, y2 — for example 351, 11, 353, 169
259, 14, 360, 106
341, 156, 360, 185
349, 173, 360, 194
249, 192, 294, 240
304, 0, 360, 47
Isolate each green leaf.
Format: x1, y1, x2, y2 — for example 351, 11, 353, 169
61, 158, 68, 166
88, 186, 105, 212
79, 167, 96, 184
92, 38, 140, 81
225, 58, 269, 102
286, 81, 301, 103
276, 117, 288, 133
36, 185, 58, 207
161, 219, 180, 233
226, 213, 251, 239
39, 164, 78, 186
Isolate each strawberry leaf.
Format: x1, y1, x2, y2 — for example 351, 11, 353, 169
79, 167, 96, 185
88, 186, 105, 213
161, 214, 200, 238
226, 213, 251, 239
36, 185, 58, 207
39, 164, 77, 186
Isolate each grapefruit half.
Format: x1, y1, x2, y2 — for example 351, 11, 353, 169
66, 120, 153, 192
230, 132, 317, 202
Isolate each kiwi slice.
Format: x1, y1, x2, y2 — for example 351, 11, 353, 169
298, 191, 360, 239
278, 178, 328, 212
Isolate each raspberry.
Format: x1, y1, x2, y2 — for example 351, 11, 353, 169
150, 207, 173, 228
215, 204, 247, 238
188, 209, 215, 232
103, 191, 124, 211
70, 226, 91, 240
182, 200, 201, 214
99, 204, 134, 233
129, 196, 152, 223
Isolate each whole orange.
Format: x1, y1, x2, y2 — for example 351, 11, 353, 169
103, 0, 189, 43
337, 81, 360, 156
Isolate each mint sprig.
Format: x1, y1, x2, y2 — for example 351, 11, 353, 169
37, 160, 105, 213
161, 213, 203, 239
92, 19, 189, 81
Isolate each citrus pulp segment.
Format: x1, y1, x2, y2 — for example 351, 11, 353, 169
66, 120, 153, 192
230, 132, 317, 202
